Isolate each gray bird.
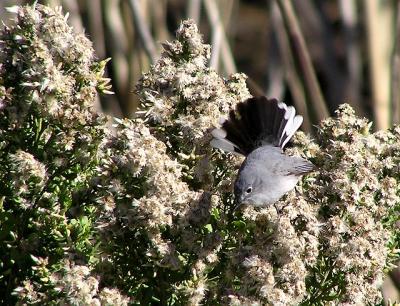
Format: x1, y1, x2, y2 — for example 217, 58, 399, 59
211, 96, 315, 207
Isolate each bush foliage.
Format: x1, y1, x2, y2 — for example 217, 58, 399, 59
0, 4, 399, 305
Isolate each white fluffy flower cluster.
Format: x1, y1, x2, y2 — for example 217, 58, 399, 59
0, 4, 108, 129
101, 119, 200, 230
9, 150, 48, 208
222, 105, 399, 305
307, 105, 398, 304
135, 19, 399, 305
137, 20, 250, 146
14, 259, 130, 305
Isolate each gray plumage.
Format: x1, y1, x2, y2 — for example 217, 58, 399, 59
211, 96, 315, 207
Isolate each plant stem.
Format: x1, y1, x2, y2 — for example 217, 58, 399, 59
276, 0, 329, 123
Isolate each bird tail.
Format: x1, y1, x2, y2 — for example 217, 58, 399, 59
211, 96, 303, 155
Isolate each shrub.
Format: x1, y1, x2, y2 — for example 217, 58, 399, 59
0, 4, 398, 305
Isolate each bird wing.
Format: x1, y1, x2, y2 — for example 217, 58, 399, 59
251, 147, 314, 177
289, 158, 315, 175
275, 155, 315, 176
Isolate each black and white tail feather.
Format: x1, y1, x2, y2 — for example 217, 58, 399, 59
211, 96, 303, 156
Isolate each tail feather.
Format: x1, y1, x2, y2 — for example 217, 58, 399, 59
281, 115, 303, 148
211, 96, 303, 155
222, 111, 249, 152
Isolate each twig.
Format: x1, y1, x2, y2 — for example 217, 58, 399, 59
276, 0, 328, 122
85, 0, 106, 58
338, 0, 363, 115
151, 0, 169, 43
61, 0, 83, 32
187, 0, 201, 23
365, 0, 393, 129
265, 2, 285, 101
203, 0, 236, 75
213, 0, 235, 71
220, 0, 235, 29
391, 1, 400, 125
271, 2, 311, 133
210, 23, 222, 70
83, 0, 106, 113
128, 0, 158, 63
101, 0, 127, 116
293, 1, 346, 113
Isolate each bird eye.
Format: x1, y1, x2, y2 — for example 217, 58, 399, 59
246, 187, 252, 194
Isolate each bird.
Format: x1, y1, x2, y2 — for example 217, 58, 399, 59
210, 96, 315, 208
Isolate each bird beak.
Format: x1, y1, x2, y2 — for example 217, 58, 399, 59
233, 195, 244, 211
233, 202, 242, 211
